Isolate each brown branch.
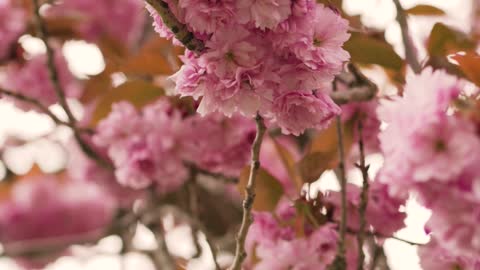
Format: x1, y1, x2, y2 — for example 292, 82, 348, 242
31, 0, 77, 123
228, 114, 266, 270
331, 64, 378, 105
0, 87, 71, 127
355, 121, 370, 270
392, 0, 422, 74
31, 0, 113, 169
144, 0, 205, 52
329, 116, 348, 270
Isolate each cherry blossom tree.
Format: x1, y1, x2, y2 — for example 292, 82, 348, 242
0, 0, 479, 269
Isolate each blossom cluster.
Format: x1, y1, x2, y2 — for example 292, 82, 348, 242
148, 0, 350, 135
93, 97, 255, 192
0, 176, 116, 267
245, 179, 405, 270
0, 0, 25, 61
378, 68, 480, 263
49, 0, 146, 46
1, 50, 81, 111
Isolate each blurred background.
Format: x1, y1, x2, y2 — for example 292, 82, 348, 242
0, 0, 476, 269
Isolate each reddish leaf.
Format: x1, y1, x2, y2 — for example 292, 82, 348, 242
452, 52, 480, 87
406, 5, 445, 16
237, 167, 284, 211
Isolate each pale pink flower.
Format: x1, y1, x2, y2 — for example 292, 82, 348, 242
418, 237, 480, 270
0, 0, 25, 60
179, 0, 234, 34
236, 0, 292, 30
51, 0, 145, 45
93, 99, 187, 192
2, 51, 81, 111
67, 140, 143, 207
181, 113, 256, 177
272, 91, 341, 135
0, 177, 116, 266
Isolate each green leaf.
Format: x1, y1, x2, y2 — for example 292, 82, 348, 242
344, 32, 404, 70
406, 5, 445, 16
427, 23, 476, 57
91, 80, 165, 126
237, 167, 284, 211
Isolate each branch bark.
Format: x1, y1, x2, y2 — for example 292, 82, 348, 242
31, 0, 113, 169
228, 114, 266, 270
392, 0, 422, 74
356, 121, 370, 270
144, 0, 205, 52
329, 116, 348, 270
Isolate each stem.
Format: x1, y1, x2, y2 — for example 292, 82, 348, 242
356, 121, 370, 270
31, 0, 113, 169
0, 87, 71, 128
31, 0, 76, 123
392, 0, 422, 74
228, 114, 266, 270
187, 169, 202, 259
144, 0, 205, 52
329, 116, 348, 270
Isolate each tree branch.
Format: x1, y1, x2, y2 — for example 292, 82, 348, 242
392, 0, 422, 74
144, 0, 205, 52
0, 87, 71, 128
331, 64, 378, 105
228, 114, 266, 270
355, 121, 370, 270
31, 0, 113, 169
329, 116, 348, 270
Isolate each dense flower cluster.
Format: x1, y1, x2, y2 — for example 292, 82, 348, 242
93, 98, 255, 191
0, 0, 25, 61
49, 0, 145, 45
1, 51, 81, 111
245, 210, 340, 270
324, 182, 406, 237
0, 177, 115, 266
149, 0, 350, 135
378, 68, 480, 263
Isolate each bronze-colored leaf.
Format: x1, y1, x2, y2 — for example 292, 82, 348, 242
237, 167, 284, 211
427, 23, 476, 57
344, 32, 404, 71
91, 79, 165, 126
406, 5, 445, 16
452, 51, 480, 87
122, 37, 178, 76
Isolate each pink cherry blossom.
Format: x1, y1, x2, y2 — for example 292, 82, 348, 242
272, 91, 341, 136
418, 237, 480, 270
0, 177, 116, 266
236, 0, 292, 30
1, 51, 81, 111
93, 100, 187, 192
50, 0, 145, 45
179, 0, 234, 34
0, 0, 25, 61
181, 112, 256, 177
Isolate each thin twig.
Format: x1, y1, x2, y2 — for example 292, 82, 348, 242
329, 116, 348, 270
144, 0, 205, 52
356, 121, 370, 270
0, 87, 71, 128
31, 0, 113, 169
331, 64, 378, 105
187, 169, 202, 259
228, 114, 266, 270
392, 0, 422, 74
31, 0, 77, 123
